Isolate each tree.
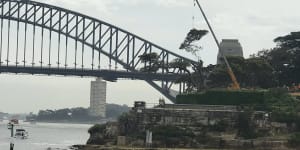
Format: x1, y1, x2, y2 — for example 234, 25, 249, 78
254, 31, 300, 86
208, 56, 276, 88
176, 28, 209, 92
245, 57, 277, 88
169, 58, 193, 90
274, 32, 300, 49
139, 52, 161, 72
273, 32, 300, 85
137, 29, 209, 92
118, 113, 138, 136
180, 28, 208, 59
189, 60, 207, 92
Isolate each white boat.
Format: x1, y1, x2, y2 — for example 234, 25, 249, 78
14, 129, 29, 139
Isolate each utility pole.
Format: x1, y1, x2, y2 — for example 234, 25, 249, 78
7, 123, 14, 137
7, 123, 15, 150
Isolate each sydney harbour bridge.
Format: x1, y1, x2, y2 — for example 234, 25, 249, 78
0, 0, 196, 102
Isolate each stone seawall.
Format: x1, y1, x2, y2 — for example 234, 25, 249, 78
72, 143, 291, 150
134, 106, 240, 127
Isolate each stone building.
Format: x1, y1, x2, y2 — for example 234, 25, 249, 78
217, 39, 244, 64
131, 101, 271, 131
132, 102, 241, 127
89, 78, 106, 117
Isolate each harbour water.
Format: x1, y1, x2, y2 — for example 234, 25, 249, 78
0, 121, 91, 150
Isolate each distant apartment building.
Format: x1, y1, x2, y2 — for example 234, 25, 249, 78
89, 78, 106, 118
217, 39, 244, 64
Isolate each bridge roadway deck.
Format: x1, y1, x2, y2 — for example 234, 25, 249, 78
0, 66, 179, 81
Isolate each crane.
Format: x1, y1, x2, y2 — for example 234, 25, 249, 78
194, 0, 241, 90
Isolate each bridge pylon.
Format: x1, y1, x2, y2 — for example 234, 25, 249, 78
89, 78, 106, 118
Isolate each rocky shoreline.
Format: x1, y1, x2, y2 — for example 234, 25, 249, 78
79, 98, 300, 150
71, 144, 292, 150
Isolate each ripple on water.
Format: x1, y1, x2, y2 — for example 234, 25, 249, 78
0, 122, 90, 150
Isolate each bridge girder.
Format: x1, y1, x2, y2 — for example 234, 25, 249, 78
0, 0, 196, 102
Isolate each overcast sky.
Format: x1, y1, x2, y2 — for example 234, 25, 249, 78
0, 0, 299, 113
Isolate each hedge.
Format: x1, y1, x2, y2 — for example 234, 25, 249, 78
176, 90, 266, 106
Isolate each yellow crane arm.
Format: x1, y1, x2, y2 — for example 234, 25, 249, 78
227, 65, 241, 90
194, 0, 241, 90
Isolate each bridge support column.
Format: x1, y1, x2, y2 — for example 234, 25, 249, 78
89, 78, 106, 118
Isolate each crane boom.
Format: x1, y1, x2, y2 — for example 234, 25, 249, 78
194, 0, 240, 90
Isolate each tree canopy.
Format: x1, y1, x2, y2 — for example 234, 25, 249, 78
255, 31, 300, 86
139, 30, 300, 90
138, 28, 209, 92
180, 28, 208, 58
209, 31, 300, 88
274, 32, 300, 49
208, 56, 276, 88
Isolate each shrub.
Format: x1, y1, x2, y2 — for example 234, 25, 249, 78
88, 124, 106, 135
87, 124, 107, 145
152, 125, 195, 147
118, 113, 138, 136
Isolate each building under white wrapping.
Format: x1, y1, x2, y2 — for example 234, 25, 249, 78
89, 78, 106, 118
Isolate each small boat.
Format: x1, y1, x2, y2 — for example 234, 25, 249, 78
29, 118, 37, 124
14, 129, 29, 139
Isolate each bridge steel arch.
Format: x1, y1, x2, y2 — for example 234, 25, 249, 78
0, 0, 196, 102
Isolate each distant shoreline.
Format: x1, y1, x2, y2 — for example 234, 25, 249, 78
27, 119, 113, 125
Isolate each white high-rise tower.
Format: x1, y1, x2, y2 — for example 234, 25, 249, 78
89, 78, 106, 117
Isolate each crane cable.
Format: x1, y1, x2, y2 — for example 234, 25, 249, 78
192, 0, 196, 28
